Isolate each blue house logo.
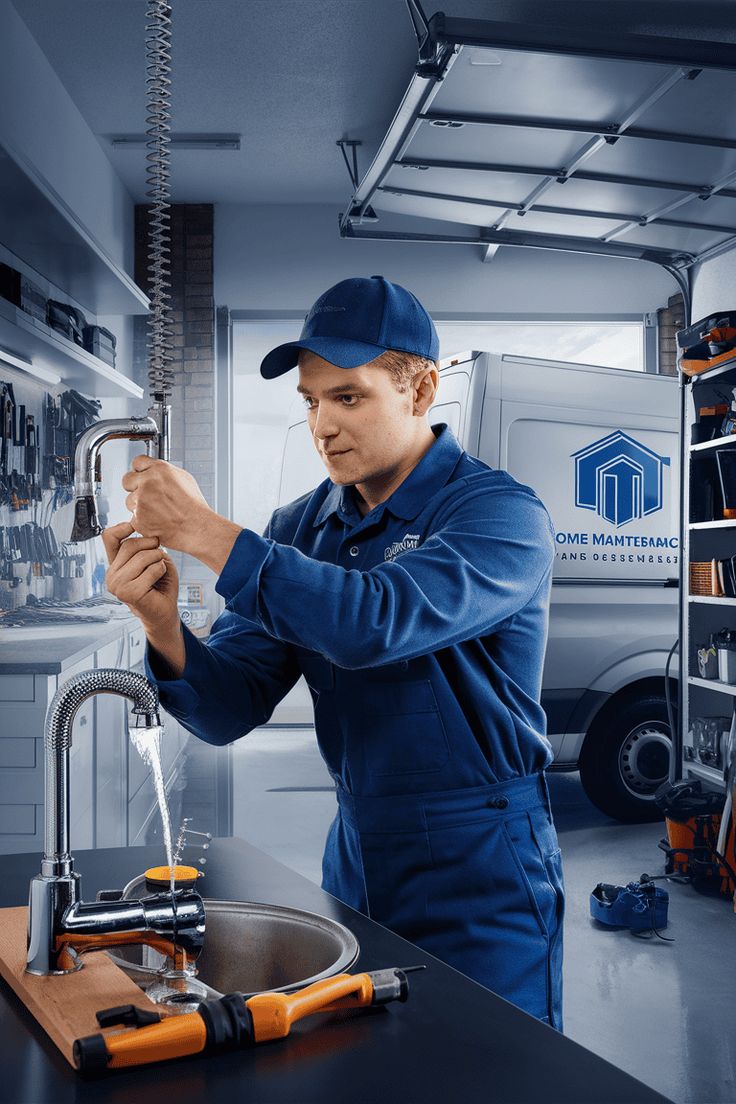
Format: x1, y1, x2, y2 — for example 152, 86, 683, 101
571, 431, 670, 528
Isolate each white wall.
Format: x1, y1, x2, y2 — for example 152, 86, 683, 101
215, 203, 678, 316
0, 0, 135, 274
692, 250, 736, 322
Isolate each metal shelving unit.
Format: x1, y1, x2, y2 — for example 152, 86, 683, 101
685, 759, 726, 786
691, 437, 736, 455
688, 676, 736, 698
680, 353, 736, 792
0, 142, 149, 317
0, 296, 144, 400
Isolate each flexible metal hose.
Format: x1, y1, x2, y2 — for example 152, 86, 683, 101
145, 1, 174, 400
46, 668, 160, 752
44, 669, 161, 867
68, 3, 174, 539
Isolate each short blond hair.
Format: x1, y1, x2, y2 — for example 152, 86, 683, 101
375, 349, 437, 393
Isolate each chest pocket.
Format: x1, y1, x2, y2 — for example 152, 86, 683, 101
352, 679, 450, 777
299, 652, 335, 692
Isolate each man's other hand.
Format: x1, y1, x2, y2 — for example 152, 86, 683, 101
102, 521, 180, 631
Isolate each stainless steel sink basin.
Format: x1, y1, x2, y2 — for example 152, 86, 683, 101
108, 899, 360, 999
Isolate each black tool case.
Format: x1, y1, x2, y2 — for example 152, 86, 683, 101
0, 263, 47, 323
677, 311, 736, 353
46, 300, 86, 346
82, 324, 116, 367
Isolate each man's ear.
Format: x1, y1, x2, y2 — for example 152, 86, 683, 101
412, 363, 440, 415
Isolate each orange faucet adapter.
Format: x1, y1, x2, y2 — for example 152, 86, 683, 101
143, 865, 201, 890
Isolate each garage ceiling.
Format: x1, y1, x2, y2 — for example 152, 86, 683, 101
341, 7, 736, 284
11, 0, 418, 205
10, 0, 736, 215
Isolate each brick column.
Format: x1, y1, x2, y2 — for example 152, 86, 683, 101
134, 203, 217, 618
657, 292, 686, 376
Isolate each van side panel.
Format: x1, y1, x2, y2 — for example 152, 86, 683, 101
472, 351, 680, 758
269, 351, 680, 757
543, 585, 678, 692
494, 354, 680, 585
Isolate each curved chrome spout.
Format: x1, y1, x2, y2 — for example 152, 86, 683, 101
27, 886, 206, 976
43, 667, 160, 876
70, 403, 170, 541
50, 891, 206, 974
24, 668, 199, 977
71, 416, 157, 541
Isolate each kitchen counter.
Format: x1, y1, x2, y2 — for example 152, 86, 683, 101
0, 612, 137, 673
0, 838, 670, 1104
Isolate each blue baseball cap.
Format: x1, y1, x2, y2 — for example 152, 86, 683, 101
260, 275, 439, 379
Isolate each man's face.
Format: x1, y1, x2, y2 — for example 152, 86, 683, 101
297, 352, 417, 486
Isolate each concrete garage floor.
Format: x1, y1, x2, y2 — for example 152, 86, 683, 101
232, 729, 736, 1104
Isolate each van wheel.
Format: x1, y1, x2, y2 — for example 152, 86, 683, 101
579, 695, 671, 823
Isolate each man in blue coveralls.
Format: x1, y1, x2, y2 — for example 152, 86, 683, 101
102, 276, 564, 1029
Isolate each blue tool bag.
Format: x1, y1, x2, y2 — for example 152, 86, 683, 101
590, 880, 669, 934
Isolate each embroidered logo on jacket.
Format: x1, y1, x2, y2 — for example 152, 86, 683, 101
384, 533, 422, 561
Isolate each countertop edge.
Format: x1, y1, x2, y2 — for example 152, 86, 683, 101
0, 614, 140, 674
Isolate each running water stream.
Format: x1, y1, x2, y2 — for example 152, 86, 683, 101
129, 723, 209, 1012
129, 724, 176, 895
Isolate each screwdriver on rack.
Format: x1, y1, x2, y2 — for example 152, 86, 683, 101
74, 965, 426, 1073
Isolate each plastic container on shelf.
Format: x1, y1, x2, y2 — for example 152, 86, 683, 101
718, 639, 736, 684
716, 448, 736, 519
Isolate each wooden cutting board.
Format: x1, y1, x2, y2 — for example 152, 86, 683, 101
0, 905, 159, 1068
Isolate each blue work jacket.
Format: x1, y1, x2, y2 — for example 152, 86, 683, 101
145, 424, 563, 1024
146, 423, 555, 788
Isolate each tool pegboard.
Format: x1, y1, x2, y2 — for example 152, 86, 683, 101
0, 362, 106, 614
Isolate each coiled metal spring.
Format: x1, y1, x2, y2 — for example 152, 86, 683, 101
145, 1, 174, 400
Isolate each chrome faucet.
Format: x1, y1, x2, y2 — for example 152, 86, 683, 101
26, 668, 205, 976
70, 397, 170, 542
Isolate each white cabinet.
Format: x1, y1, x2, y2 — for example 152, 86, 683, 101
0, 626, 193, 856
0, 673, 50, 852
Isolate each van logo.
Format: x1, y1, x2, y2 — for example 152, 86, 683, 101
571, 430, 670, 528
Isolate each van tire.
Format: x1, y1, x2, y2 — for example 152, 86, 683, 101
579, 694, 671, 823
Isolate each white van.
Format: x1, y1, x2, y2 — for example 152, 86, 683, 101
272, 351, 680, 822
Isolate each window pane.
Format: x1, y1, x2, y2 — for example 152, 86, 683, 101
231, 318, 645, 531
435, 322, 643, 371
231, 321, 302, 532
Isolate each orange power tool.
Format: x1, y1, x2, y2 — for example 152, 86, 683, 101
73, 966, 425, 1073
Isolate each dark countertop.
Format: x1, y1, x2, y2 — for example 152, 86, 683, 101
0, 838, 670, 1104
0, 614, 137, 673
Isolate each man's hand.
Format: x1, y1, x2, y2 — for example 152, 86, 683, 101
121, 455, 244, 573
102, 521, 179, 631
122, 455, 211, 553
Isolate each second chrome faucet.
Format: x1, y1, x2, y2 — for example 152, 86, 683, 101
25, 668, 205, 976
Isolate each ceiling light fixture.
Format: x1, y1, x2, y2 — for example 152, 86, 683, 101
467, 51, 503, 66
111, 134, 241, 150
